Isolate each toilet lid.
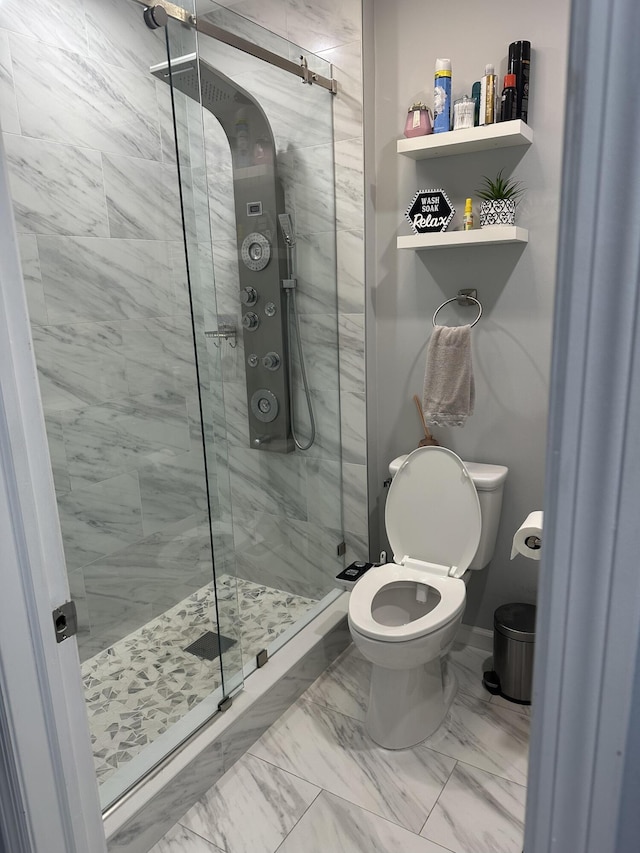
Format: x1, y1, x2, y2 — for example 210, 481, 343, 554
386, 446, 481, 578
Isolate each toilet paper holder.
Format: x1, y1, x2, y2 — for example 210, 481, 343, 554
525, 535, 541, 550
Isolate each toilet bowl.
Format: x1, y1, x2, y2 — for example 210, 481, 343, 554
348, 446, 507, 749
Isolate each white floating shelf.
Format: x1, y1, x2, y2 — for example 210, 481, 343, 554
397, 226, 528, 250
397, 120, 533, 160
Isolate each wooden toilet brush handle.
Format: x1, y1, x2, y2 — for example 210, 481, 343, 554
413, 395, 439, 446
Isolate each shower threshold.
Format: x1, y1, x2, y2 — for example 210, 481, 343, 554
81, 576, 316, 786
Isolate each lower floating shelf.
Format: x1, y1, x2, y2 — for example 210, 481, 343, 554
397, 226, 528, 250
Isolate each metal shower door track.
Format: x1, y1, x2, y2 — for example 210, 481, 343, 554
133, 0, 338, 94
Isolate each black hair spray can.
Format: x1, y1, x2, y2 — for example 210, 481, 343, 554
508, 40, 531, 123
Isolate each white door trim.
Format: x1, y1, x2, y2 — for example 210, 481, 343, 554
525, 0, 640, 850
0, 132, 106, 851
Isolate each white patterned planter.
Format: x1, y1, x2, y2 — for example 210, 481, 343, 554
479, 199, 516, 227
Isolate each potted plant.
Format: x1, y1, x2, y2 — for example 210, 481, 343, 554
476, 169, 525, 227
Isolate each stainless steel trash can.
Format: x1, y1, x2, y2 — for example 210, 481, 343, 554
491, 603, 536, 704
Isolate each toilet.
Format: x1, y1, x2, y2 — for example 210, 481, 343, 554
348, 446, 508, 749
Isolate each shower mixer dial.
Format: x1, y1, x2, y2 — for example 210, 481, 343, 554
242, 312, 260, 331
262, 352, 281, 371
241, 286, 258, 306
241, 232, 271, 272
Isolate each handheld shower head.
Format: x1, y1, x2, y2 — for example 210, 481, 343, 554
278, 213, 296, 247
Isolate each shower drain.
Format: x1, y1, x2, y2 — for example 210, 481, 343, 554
184, 631, 236, 662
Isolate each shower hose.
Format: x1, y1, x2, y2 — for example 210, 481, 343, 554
286, 286, 316, 451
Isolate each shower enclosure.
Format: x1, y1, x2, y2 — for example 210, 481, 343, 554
1, 0, 343, 811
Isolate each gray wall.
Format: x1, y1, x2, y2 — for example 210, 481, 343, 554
366, 0, 570, 628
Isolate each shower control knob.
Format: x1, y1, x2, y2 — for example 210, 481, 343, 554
262, 352, 281, 371
264, 302, 277, 317
241, 287, 258, 306
247, 353, 259, 368
242, 312, 259, 331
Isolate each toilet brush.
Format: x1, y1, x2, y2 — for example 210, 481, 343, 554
413, 394, 440, 447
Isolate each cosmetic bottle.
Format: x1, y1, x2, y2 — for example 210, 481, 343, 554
453, 96, 475, 131
403, 102, 433, 138
508, 40, 531, 123
433, 58, 452, 133
471, 81, 481, 126
480, 64, 497, 125
463, 198, 474, 231
499, 74, 518, 122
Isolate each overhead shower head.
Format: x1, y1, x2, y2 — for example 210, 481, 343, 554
278, 213, 296, 247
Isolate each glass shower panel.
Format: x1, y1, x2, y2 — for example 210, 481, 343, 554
167, 1, 345, 671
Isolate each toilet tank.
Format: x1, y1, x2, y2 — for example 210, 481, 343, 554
388, 454, 508, 570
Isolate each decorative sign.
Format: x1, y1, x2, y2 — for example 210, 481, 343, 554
405, 189, 455, 234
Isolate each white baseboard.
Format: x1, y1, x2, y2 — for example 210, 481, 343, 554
458, 623, 494, 652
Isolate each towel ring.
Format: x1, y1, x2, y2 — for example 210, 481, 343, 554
432, 295, 483, 328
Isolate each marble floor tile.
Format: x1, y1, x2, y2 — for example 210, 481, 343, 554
422, 690, 530, 785
303, 644, 370, 721
490, 694, 532, 718
448, 641, 494, 701
250, 698, 456, 833
149, 823, 222, 853
180, 753, 320, 853
278, 791, 450, 853
421, 762, 527, 853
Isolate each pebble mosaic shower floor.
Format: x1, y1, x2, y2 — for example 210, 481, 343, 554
81, 576, 316, 785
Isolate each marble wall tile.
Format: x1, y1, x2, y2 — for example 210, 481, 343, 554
338, 312, 365, 394
57, 472, 143, 570
420, 762, 526, 853
228, 446, 308, 521
293, 144, 335, 235
336, 229, 364, 314
291, 386, 341, 461
293, 231, 338, 315
68, 566, 91, 650
340, 390, 366, 465
344, 530, 370, 564
59, 392, 192, 486
102, 153, 182, 240
179, 753, 320, 853
38, 236, 175, 324
0, 0, 88, 54
0, 29, 20, 134
138, 450, 209, 536
342, 461, 368, 536
286, 0, 361, 53
120, 512, 214, 571
317, 41, 363, 142
31, 322, 127, 412
278, 790, 450, 853
306, 459, 342, 528
82, 593, 152, 658
3, 134, 109, 236
84, 0, 166, 73
292, 313, 339, 392
119, 315, 198, 398
10, 33, 161, 160
209, 239, 241, 318
45, 415, 71, 494
250, 698, 456, 833
335, 136, 364, 231
16, 234, 47, 325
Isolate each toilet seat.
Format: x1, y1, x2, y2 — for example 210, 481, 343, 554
348, 447, 481, 643
348, 563, 466, 642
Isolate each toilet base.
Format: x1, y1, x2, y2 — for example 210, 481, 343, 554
365, 656, 457, 749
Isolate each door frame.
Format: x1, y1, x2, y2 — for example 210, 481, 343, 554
0, 132, 106, 852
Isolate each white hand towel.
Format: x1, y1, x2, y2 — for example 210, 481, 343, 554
422, 324, 475, 427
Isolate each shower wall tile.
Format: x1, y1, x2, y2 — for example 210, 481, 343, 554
228, 446, 308, 521
286, 0, 361, 53
102, 153, 182, 240
292, 386, 341, 462
336, 229, 364, 314
342, 461, 368, 536
119, 315, 198, 398
337, 313, 366, 394
340, 390, 367, 465
138, 449, 209, 536
10, 34, 161, 160
57, 472, 143, 570
0, 0, 88, 55
68, 567, 91, 650
121, 512, 214, 571
306, 459, 342, 529
210, 239, 241, 318
17, 234, 48, 326
38, 236, 175, 324
59, 392, 191, 486
293, 314, 340, 392
0, 30, 20, 134
317, 40, 363, 142
3, 134, 109, 236
295, 231, 338, 315
335, 136, 364, 231
45, 414, 71, 495
83, 592, 152, 658
293, 144, 335, 235
84, 0, 167, 73
31, 322, 127, 412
